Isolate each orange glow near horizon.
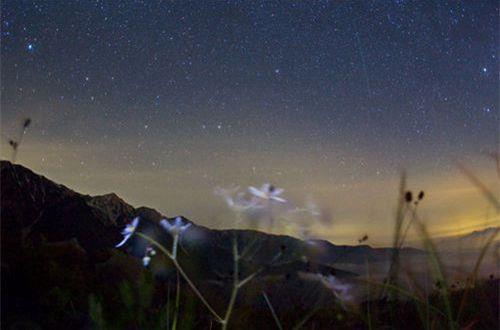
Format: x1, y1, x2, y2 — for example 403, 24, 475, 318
2, 136, 497, 247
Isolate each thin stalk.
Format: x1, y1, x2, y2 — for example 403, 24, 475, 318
238, 249, 283, 288
384, 173, 407, 299
398, 204, 419, 249
239, 237, 260, 259
359, 278, 448, 319
416, 223, 455, 330
172, 234, 179, 259
456, 227, 499, 323
262, 291, 283, 330
365, 257, 372, 330
172, 271, 180, 330
136, 233, 173, 258
166, 282, 170, 330
171, 256, 224, 323
222, 237, 240, 330
291, 308, 318, 330
136, 232, 224, 323
238, 272, 258, 288
457, 162, 500, 211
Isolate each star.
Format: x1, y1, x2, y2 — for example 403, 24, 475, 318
1, 0, 497, 249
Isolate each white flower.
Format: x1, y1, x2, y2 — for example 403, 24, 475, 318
248, 183, 286, 203
115, 217, 139, 247
319, 275, 353, 303
142, 246, 156, 267
142, 255, 151, 267
146, 246, 156, 256
160, 216, 192, 236
215, 187, 261, 213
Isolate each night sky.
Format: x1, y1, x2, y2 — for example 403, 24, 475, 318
1, 1, 498, 245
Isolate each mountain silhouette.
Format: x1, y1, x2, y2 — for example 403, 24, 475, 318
1, 160, 428, 328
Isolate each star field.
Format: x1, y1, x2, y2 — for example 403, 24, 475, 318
1, 1, 498, 244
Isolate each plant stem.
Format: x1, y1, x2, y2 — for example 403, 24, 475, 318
415, 223, 455, 330
456, 227, 499, 323
172, 256, 224, 323
135, 232, 224, 323
222, 236, 240, 330
172, 234, 179, 259
166, 282, 170, 330
262, 291, 283, 330
172, 271, 180, 330
136, 232, 173, 258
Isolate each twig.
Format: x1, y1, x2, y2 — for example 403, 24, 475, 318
262, 291, 283, 330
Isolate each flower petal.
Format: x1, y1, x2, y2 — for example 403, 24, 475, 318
270, 196, 287, 203
248, 186, 268, 199
160, 219, 172, 231
272, 188, 284, 196
174, 216, 183, 227
115, 233, 131, 247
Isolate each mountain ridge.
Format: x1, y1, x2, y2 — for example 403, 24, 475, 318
0, 159, 425, 260
2, 160, 497, 329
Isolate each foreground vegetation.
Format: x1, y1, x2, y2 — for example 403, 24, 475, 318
1, 156, 498, 329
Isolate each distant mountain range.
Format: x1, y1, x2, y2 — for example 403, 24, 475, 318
431, 227, 500, 252
1, 160, 496, 329
0, 160, 427, 266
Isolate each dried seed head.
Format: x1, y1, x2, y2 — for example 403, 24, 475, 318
23, 118, 31, 129
404, 191, 413, 203
358, 234, 369, 244
8, 140, 18, 149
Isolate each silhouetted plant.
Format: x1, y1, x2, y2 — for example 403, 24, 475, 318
4, 117, 31, 163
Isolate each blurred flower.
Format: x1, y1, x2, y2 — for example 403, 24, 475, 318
215, 187, 260, 213
116, 217, 139, 247
318, 275, 353, 304
142, 246, 156, 267
146, 246, 156, 256
248, 183, 286, 203
160, 216, 191, 236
